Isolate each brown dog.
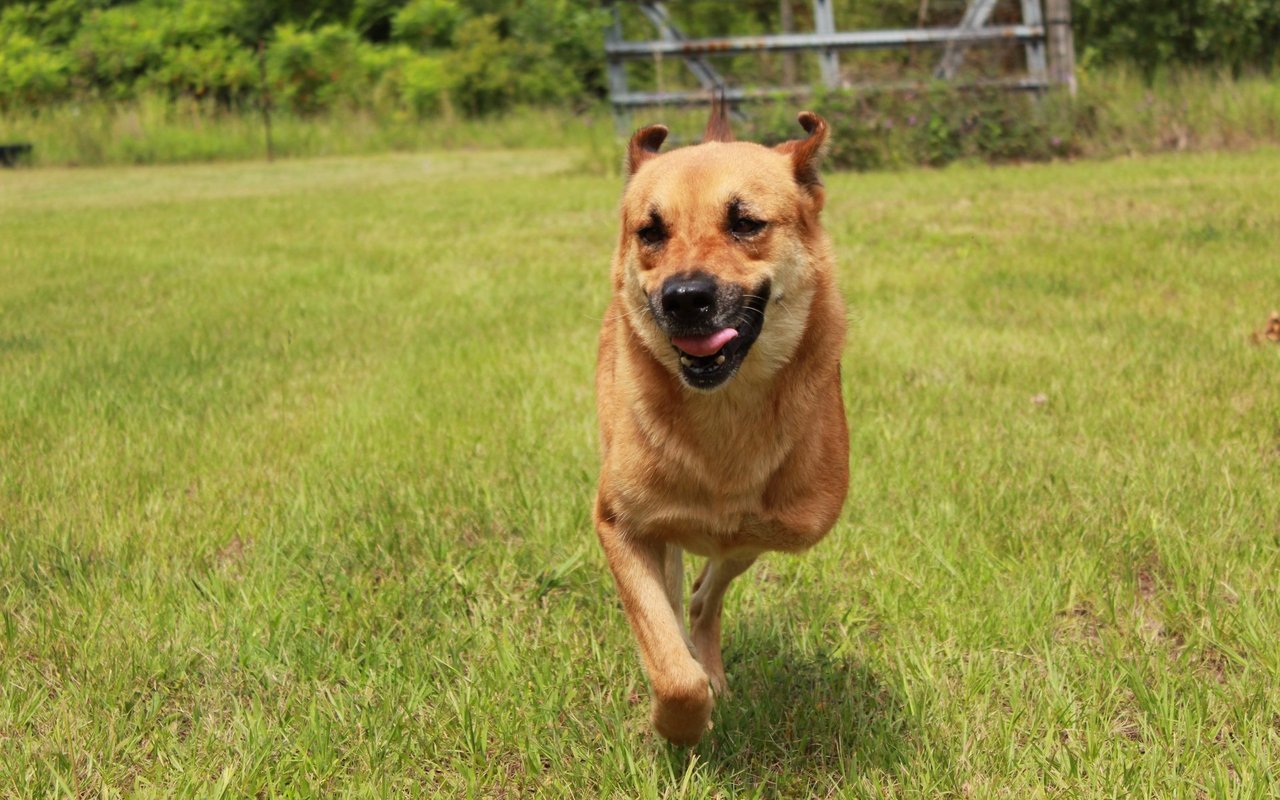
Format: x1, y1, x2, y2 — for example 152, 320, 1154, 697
593, 104, 850, 745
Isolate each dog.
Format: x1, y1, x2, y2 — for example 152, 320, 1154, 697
593, 102, 849, 746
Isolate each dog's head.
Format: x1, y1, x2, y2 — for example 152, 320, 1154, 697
612, 106, 831, 391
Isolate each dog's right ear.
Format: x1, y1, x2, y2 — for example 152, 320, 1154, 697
626, 124, 669, 177
773, 112, 830, 205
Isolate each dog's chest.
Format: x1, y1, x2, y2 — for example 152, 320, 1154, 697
613, 408, 796, 555
625, 484, 778, 557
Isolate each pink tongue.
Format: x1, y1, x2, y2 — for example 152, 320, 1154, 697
672, 328, 738, 358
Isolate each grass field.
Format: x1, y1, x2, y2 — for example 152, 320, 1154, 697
2, 146, 1279, 798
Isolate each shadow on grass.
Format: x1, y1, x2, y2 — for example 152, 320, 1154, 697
668, 630, 930, 794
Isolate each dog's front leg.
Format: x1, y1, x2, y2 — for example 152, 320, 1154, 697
596, 508, 713, 745
689, 555, 756, 697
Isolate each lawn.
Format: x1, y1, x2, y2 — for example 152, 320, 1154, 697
1, 146, 1279, 798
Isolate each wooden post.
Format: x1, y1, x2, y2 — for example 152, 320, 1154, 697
257, 40, 274, 161
1045, 0, 1077, 95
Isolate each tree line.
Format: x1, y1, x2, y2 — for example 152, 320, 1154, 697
2, 0, 1277, 114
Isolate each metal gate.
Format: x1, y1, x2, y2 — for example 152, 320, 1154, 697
604, 0, 1076, 131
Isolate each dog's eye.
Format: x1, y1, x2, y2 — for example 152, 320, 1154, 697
637, 223, 667, 246
729, 216, 766, 237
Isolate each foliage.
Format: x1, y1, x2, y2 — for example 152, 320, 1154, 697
69, 4, 176, 98
266, 23, 363, 113
4, 0, 1279, 116
0, 31, 73, 105
153, 35, 258, 102
390, 0, 462, 49
444, 14, 582, 115
3, 69, 1278, 169
740, 87, 1076, 171
1074, 0, 1280, 78
0, 0, 612, 113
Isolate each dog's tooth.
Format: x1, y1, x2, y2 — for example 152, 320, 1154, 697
715, 354, 726, 365
680, 356, 692, 367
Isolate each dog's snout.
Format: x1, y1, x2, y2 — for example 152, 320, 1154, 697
661, 275, 717, 325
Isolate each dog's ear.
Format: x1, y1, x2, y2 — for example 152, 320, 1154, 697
702, 91, 734, 143
773, 111, 830, 206
626, 124, 669, 177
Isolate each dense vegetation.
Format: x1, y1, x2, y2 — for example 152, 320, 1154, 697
2, 0, 1279, 116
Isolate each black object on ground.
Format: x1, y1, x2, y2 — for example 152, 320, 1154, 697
0, 143, 34, 167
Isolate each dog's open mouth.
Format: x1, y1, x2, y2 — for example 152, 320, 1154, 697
670, 284, 770, 390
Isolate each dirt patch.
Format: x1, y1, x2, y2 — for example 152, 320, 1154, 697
215, 535, 247, 566
1054, 602, 1103, 646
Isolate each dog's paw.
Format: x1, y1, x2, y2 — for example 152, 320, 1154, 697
651, 674, 714, 746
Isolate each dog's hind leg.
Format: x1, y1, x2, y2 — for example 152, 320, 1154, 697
662, 544, 684, 619
662, 544, 697, 652
689, 555, 757, 697
596, 508, 714, 745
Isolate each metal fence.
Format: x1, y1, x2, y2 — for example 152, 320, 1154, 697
604, 0, 1076, 131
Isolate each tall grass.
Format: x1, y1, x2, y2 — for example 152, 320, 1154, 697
0, 94, 615, 167
1, 68, 1278, 169
1075, 67, 1280, 156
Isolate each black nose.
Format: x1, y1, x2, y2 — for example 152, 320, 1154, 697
661, 275, 717, 325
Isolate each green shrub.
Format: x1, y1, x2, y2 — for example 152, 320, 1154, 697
0, 31, 74, 108
1074, 0, 1280, 78
391, 0, 463, 49
444, 14, 585, 116
399, 53, 450, 116
0, 0, 102, 47
267, 23, 362, 114
743, 87, 1077, 171
70, 5, 177, 98
153, 35, 258, 104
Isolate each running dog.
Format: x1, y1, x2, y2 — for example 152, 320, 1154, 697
593, 102, 850, 745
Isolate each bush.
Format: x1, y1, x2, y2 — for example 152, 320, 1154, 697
391, 0, 463, 49
444, 14, 586, 116
355, 43, 451, 117
70, 5, 177, 98
267, 23, 362, 114
153, 35, 258, 104
399, 53, 450, 116
0, 32, 74, 108
744, 87, 1076, 171
1074, 0, 1280, 77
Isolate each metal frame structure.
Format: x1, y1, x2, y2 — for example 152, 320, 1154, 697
605, 0, 1075, 132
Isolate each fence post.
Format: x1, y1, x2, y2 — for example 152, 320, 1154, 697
1018, 0, 1048, 86
811, 0, 841, 89
257, 40, 274, 162
1045, 0, 1076, 95
605, 3, 632, 135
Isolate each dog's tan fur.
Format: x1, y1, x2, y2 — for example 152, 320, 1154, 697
594, 106, 849, 745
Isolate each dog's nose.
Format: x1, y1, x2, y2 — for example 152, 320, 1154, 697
661, 276, 717, 325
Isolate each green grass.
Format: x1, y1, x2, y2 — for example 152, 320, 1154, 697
0, 96, 618, 168
3, 69, 1280, 170
2, 146, 1279, 798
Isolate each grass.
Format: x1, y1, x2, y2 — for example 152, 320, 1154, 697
3, 68, 1280, 170
0, 96, 616, 168
2, 145, 1279, 798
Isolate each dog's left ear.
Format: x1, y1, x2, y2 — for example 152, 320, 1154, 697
626, 124, 669, 177
773, 111, 830, 208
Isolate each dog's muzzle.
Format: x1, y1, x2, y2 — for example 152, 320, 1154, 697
649, 274, 771, 390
